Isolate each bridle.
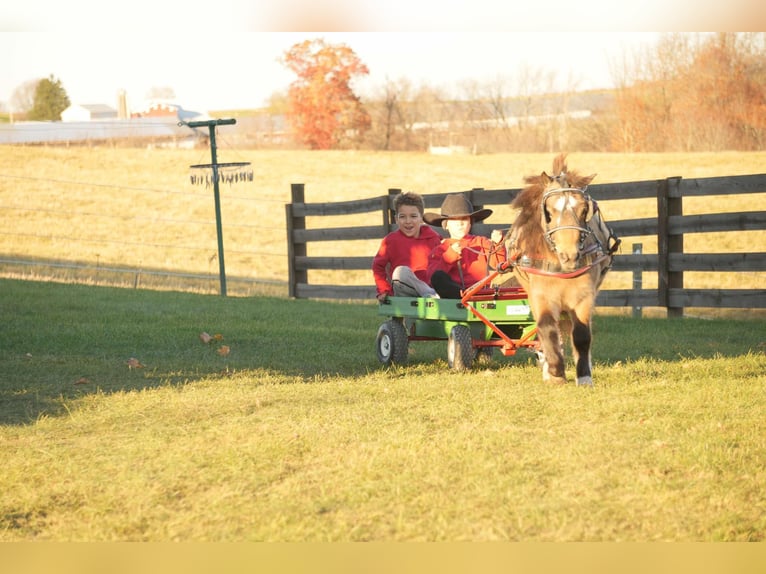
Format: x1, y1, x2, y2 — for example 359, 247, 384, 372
540, 182, 594, 257
505, 170, 620, 279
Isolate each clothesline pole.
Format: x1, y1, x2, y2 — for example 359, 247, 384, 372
184, 118, 237, 296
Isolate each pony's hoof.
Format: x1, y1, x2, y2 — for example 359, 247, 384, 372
576, 376, 594, 386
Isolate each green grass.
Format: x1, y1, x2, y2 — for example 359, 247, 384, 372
1, 279, 764, 541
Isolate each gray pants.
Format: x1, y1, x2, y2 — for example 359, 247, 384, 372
391, 266, 439, 298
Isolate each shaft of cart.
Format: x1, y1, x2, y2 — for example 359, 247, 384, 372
460, 263, 539, 356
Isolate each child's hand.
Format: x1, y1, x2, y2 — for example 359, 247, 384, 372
491, 229, 503, 243
450, 241, 463, 255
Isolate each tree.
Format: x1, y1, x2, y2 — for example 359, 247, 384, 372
378, 78, 400, 150
612, 32, 766, 151
28, 75, 70, 121
366, 77, 414, 151
9, 78, 41, 121
282, 38, 371, 150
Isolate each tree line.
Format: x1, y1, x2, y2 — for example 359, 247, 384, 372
6, 33, 765, 153
277, 33, 765, 153
611, 33, 766, 151
7, 75, 70, 122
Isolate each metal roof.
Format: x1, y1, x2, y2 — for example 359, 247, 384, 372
0, 117, 203, 145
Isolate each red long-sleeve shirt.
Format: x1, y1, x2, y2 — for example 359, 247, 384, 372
427, 235, 507, 288
372, 226, 442, 297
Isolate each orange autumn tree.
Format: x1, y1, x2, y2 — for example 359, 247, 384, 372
282, 38, 371, 150
612, 32, 766, 151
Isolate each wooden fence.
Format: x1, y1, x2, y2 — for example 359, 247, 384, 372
286, 174, 766, 315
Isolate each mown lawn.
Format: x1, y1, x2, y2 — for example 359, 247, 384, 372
0, 279, 764, 541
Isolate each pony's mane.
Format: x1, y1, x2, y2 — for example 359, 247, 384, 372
509, 154, 593, 256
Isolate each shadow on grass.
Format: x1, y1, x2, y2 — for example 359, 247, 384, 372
1, 279, 763, 425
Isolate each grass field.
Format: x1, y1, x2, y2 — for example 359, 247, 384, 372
1, 147, 765, 542
1, 148, 764, 302
1, 278, 764, 541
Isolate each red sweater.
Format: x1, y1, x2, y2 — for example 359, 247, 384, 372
372, 226, 442, 297
427, 234, 507, 288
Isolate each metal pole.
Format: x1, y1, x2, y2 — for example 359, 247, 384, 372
185, 119, 236, 297
207, 124, 227, 296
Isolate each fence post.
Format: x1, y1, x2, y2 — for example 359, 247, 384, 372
469, 187, 484, 209
286, 183, 306, 299
657, 176, 684, 317
632, 243, 643, 318
386, 188, 401, 232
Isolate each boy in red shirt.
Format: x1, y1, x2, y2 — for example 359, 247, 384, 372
372, 192, 442, 301
425, 194, 506, 299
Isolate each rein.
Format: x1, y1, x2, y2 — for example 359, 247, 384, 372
455, 240, 507, 287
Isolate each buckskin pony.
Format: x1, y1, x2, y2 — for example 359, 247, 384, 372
505, 154, 620, 385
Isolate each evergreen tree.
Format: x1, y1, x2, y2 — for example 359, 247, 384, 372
28, 75, 71, 121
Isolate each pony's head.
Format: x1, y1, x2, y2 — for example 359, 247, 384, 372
511, 154, 597, 271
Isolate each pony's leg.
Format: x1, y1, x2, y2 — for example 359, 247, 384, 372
536, 311, 567, 385
570, 308, 593, 386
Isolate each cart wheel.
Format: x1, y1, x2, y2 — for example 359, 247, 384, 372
376, 319, 409, 366
448, 325, 474, 371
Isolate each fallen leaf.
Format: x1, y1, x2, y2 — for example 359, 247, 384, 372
217, 345, 231, 357
213, 334, 224, 341
199, 332, 213, 344
74, 377, 90, 385
126, 357, 145, 369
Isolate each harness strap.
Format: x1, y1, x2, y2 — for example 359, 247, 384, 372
514, 253, 610, 279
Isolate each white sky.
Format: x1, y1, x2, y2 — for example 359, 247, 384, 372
1, 0, 763, 113
2, 32, 667, 113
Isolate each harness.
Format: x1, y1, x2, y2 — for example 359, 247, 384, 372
506, 181, 621, 279
541, 187, 593, 254
511, 248, 611, 279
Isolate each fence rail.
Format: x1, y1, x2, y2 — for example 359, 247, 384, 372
286, 174, 766, 314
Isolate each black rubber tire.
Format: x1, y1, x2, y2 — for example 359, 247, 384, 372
447, 324, 474, 371
376, 319, 409, 366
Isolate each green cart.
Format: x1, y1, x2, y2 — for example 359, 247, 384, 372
376, 283, 540, 371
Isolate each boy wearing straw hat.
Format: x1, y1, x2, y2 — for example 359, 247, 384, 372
425, 193, 507, 299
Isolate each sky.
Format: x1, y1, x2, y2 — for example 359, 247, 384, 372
2, 32, 669, 113
2, 0, 764, 114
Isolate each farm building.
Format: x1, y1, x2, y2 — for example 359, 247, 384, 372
2, 97, 211, 146
0, 117, 207, 146
61, 104, 119, 122
130, 100, 207, 122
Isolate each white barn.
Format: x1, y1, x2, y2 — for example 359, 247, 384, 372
61, 104, 119, 122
